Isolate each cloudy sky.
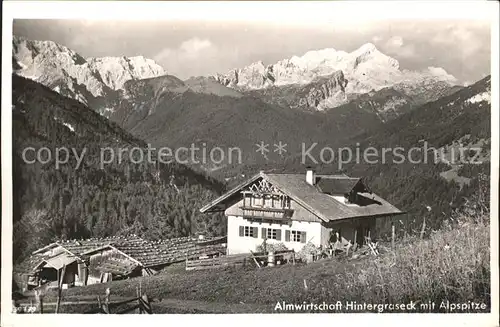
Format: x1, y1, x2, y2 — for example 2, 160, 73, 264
13, 17, 491, 84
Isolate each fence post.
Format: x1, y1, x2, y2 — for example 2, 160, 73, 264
267, 251, 275, 267
391, 223, 395, 249
97, 295, 102, 312
420, 217, 426, 239
35, 289, 44, 314
141, 294, 152, 314
55, 264, 67, 314
136, 285, 143, 314
103, 288, 110, 314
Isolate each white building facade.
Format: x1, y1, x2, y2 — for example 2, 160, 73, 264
200, 170, 403, 255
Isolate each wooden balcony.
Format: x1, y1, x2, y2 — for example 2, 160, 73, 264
239, 205, 294, 221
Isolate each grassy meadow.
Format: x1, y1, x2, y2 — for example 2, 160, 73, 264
32, 211, 490, 314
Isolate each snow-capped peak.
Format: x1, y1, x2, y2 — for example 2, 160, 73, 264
353, 42, 377, 54
13, 35, 107, 100
12, 35, 166, 110
425, 66, 457, 83
87, 56, 166, 90
213, 42, 455, 96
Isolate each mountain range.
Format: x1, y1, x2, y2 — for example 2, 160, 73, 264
13, 37, 462, 119
213, 43, 461, 113
12, 35, 166, 116
11, 36, 469, 171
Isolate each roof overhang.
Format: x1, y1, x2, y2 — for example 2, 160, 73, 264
325, 210, 407, 224
199, 172, 264, 213
41, 254, 79, 270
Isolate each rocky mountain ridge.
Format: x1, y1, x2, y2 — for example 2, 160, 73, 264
214, 43, 460, 112
12, 35, 166, 114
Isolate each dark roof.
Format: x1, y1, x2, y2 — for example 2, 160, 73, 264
32, 235, 143, 256
14, 253, 53, 274
200, 172, 403, 222
316, 176, 369, 195
95, 257, 139, 276
112, 236, 227, 268
18, 235, 227, 273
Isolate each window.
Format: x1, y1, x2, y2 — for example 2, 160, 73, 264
239, 226, 258, 238
244, 226, 255, 237
280, 196, 291, 209
291, 230, 301, 242
285, 230, 307, 243
252, 196, 264, 207
267, 229, 277, 239
261, 228, 282, 240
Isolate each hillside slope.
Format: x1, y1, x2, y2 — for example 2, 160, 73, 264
12, 75, 225, 262
36, 211, 490, 313
110, 74, 385, 173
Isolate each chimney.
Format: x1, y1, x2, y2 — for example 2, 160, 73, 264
306, 167, 315, 186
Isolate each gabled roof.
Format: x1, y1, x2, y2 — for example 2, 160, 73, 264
32, 235, 142, 256
200, 172, 403, 222
95, 257, 140, 276
200, 173, 263, 213
42, 254, 78, 270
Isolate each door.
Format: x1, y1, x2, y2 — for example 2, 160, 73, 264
355, 226, 364, 245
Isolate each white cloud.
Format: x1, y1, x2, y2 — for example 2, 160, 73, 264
431, 24, 484, 57
383, 35, 416, 58
386, 36, 404, 48
155, 37, 215, 61
179, 38, 213, 56
154, 37, 224, 78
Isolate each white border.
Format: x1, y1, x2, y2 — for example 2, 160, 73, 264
2, 1, 499, 327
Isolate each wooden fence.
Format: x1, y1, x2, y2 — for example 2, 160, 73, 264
185, 250, 295, 271
85, 287, 153, 314
185, 254, 249, 271
25, 284, 154, 314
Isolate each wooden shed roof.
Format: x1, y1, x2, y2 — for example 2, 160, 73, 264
18, 235, 227, 273
95, 257, 139, 276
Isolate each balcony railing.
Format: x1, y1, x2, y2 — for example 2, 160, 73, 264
239, 205, 294, 220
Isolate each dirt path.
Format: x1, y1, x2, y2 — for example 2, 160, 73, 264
151, 298, 271, 313
17, 295, 272, 313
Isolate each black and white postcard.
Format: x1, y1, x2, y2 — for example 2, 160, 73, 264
1, 1, 498, 326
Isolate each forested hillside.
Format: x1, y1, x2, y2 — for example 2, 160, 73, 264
109, 75, 386, 171
12, 75, 226, 262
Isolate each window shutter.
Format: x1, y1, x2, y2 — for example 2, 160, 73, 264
285, 230, 290, 242
262, 228, 267, 239
276, 229, 282, 241
239, 226, 244, 237
301, 231, 307, 243
252, 227, 258, 238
